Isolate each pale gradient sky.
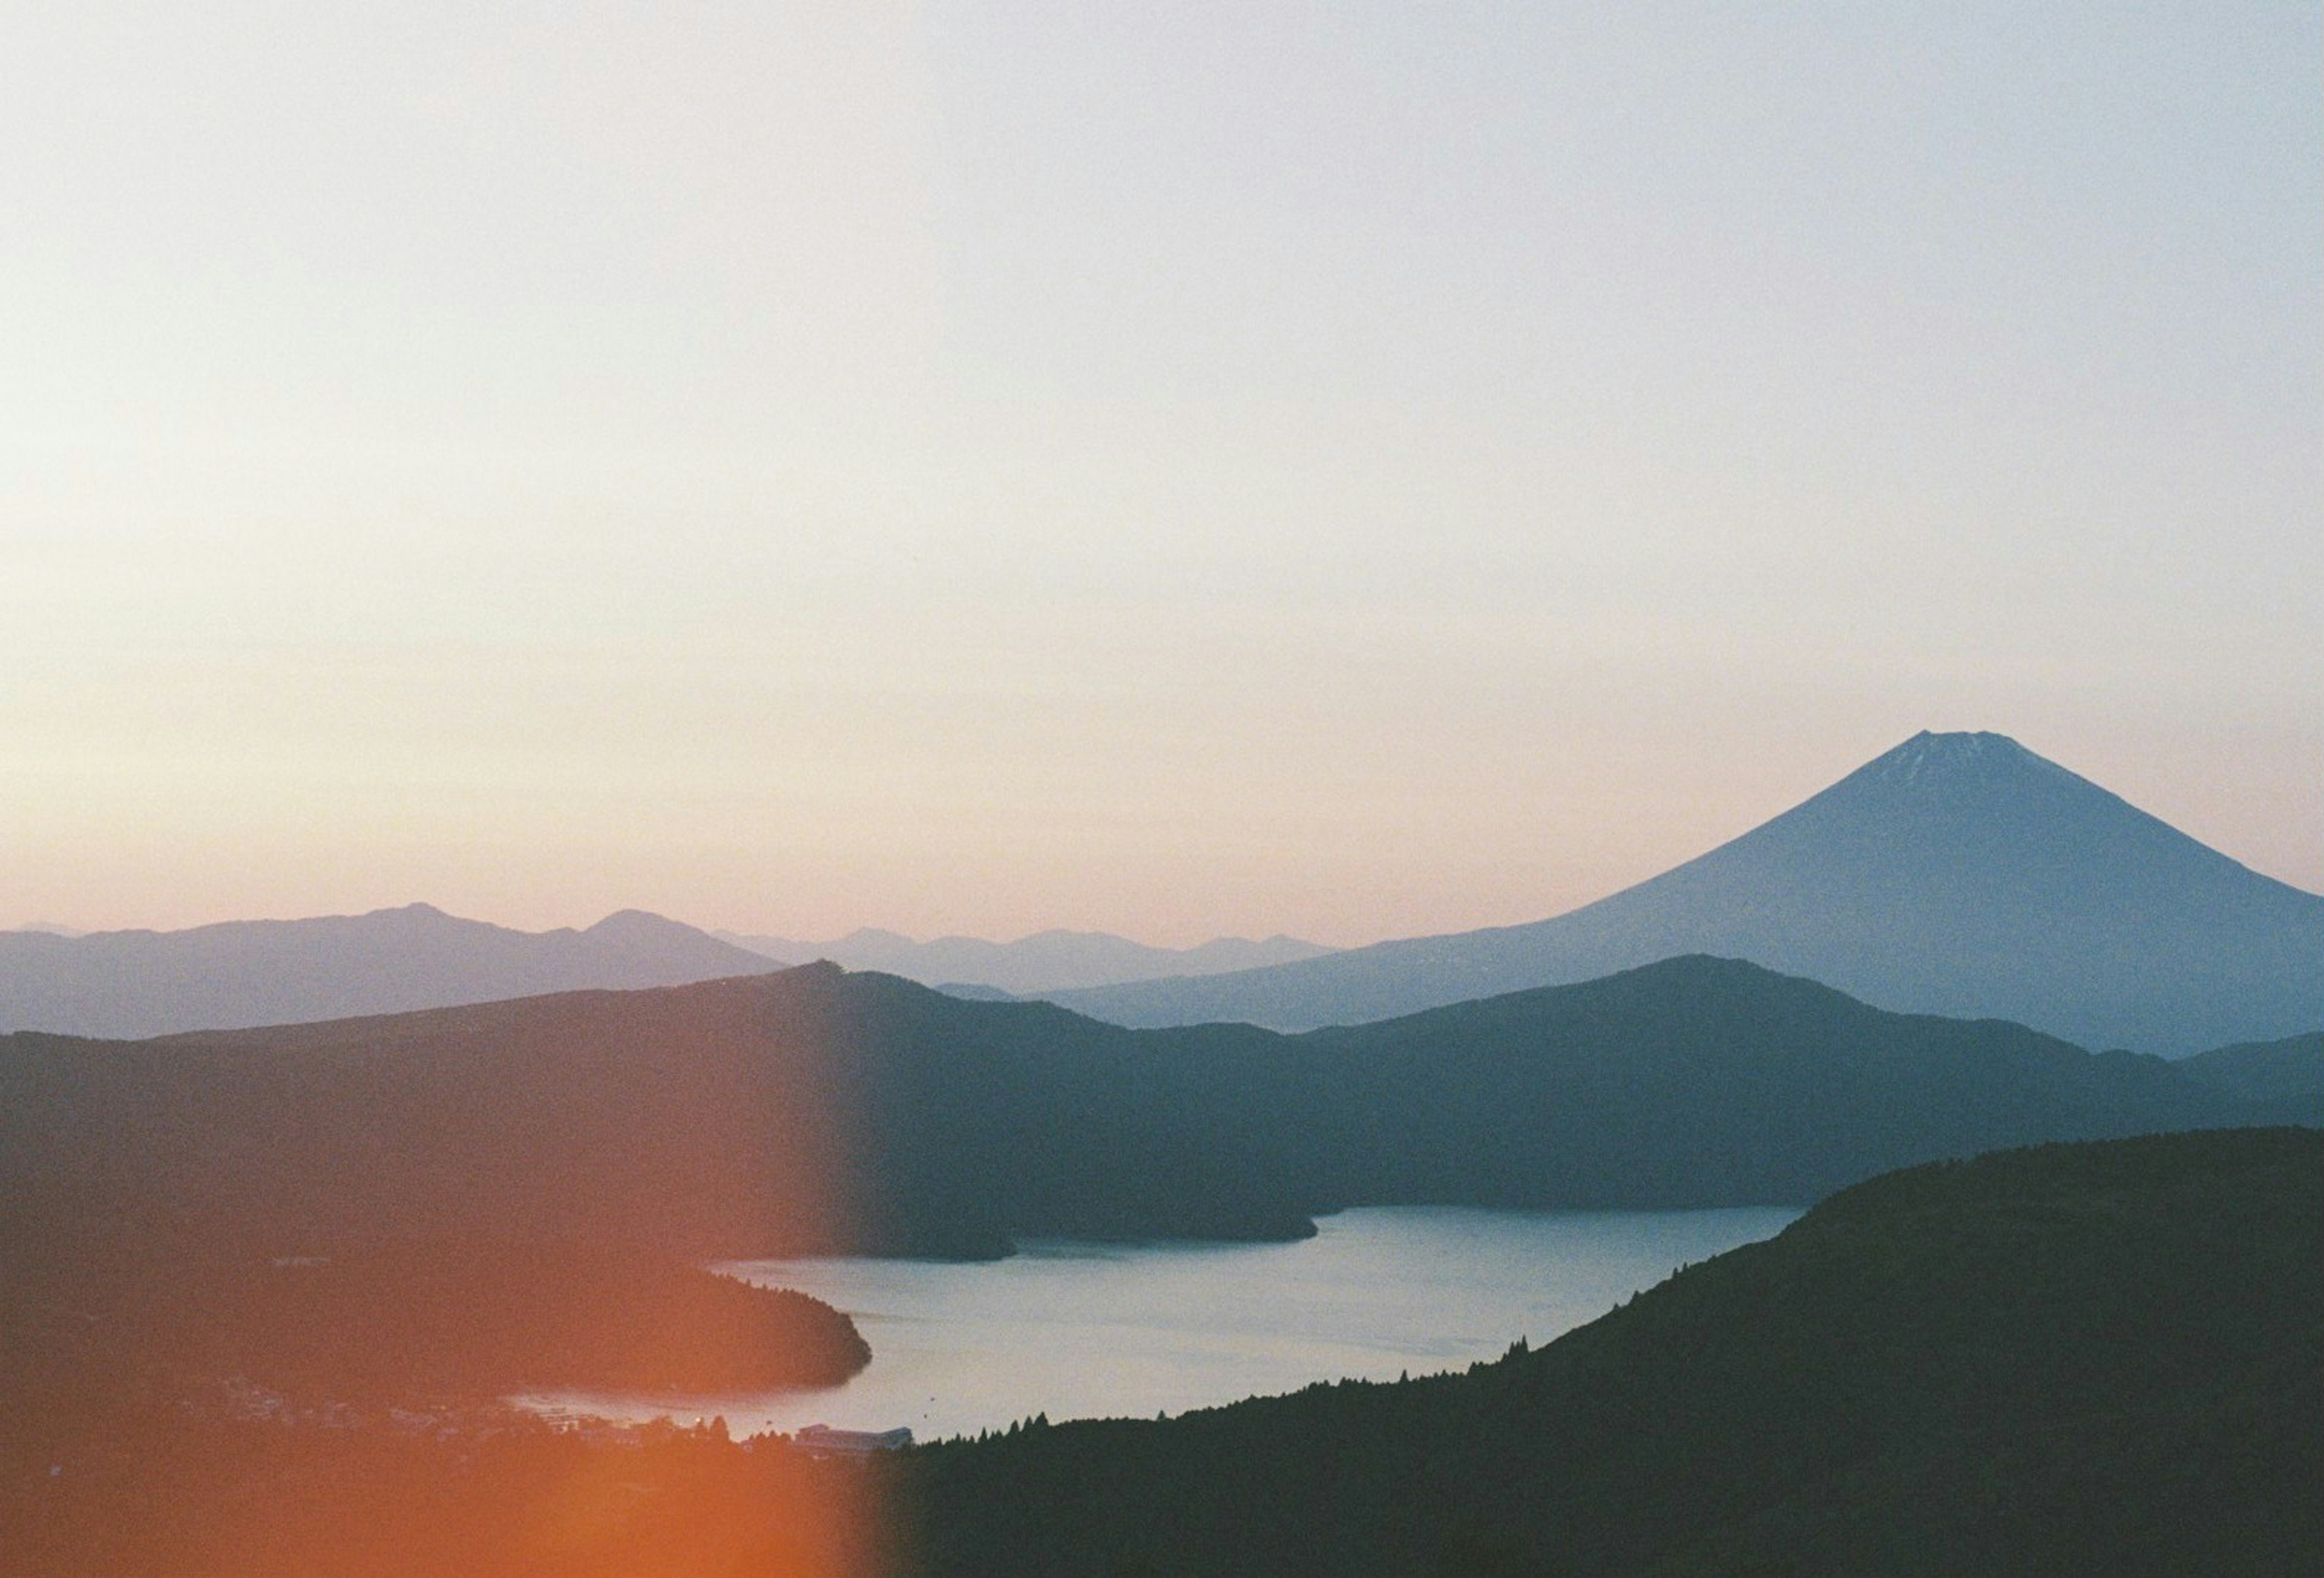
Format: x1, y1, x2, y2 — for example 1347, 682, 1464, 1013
4, 3, 2318, 946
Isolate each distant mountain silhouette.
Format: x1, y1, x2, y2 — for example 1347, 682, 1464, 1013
1045, 731, 2323, 1053
928, 981, 1022, 1002
714, 925, 1334, 994
1, 957, 2282, 1262
0, 904, 780, 1037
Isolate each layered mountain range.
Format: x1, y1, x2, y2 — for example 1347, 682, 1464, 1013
6, 732, 2312, 1054
0, 906, 1336, 1038
4, 958, 2304, 1261
1045, 732, 2323, 1053
714, 926, 1333, 995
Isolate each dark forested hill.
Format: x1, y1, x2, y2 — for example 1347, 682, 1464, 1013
895, 1127, 2324, 1578
1046, 732, 2323, 1054
0, 958, 2285, 1265
0, 902, 779, 1038
0, 1215, 868, 1417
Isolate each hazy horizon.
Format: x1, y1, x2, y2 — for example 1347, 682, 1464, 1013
10, 723, 2319, 952
7, 6, 2317, 948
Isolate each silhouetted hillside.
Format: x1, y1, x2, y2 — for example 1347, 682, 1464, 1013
0, 1211, 868, 1412
1, 959, 2282, 1266
897, 1128, 2323, 1578
0, 1377, 880, 1578
0, 903, 779, 1037
2179, 1031, 2324, 1122
10, 1131, 2308, 1578
1047, 732, 2323, 1053
1279, 954, 2266, 1208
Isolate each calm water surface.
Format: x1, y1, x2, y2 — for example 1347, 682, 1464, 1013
522, 1205, 1797, 1443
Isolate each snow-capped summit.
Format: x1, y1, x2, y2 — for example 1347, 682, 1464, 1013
1867, 729, 2038, 781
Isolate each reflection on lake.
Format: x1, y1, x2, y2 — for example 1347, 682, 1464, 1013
519, 1205, 1799, 1444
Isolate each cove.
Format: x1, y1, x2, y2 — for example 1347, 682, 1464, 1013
520, 1205, 1799, 1444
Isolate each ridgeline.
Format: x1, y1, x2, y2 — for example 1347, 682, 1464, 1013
3, 956, 2304, 1265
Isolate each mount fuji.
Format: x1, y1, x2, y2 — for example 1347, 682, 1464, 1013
1043, 732, 2322, 1053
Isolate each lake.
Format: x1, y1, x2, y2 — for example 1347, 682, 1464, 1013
519, 1205, 1800, 1444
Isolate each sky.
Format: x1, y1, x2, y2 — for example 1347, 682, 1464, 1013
4, 2, 2318, 947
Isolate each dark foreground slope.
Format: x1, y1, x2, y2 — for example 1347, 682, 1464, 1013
1, 1386, 883, 1578
0, 959, 2283, 1266
898, 1128, 2324, 1578
1049, 732, 2323, 1053
8, 1133, 2308, 1578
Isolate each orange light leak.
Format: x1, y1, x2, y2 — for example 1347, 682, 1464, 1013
474, 973, 887, 1577
505, 975, 888, 1578
5, 973, 898, 1577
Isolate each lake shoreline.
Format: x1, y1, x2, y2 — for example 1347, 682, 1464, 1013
528, 1203, 1802, 1444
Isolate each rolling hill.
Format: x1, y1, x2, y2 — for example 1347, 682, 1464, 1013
2177, 1030, 2324, 1115
0, 958, 2287, 1262
1044, 731, 2323, 1053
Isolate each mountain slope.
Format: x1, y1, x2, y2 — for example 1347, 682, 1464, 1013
0, 904, 780, 1037
2178, 1031, 2324, 1120
899, 1127, 2323, 1578
1046, 731, 2323, 1052
715, 925, 1335, 994
0, 958, 2277, 1261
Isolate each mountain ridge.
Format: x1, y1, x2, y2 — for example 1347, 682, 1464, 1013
1043, 731, 2323, 1053
714, 925, 1336, 994
0, 904, 781, 1039
2, 955, 2286, 1261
